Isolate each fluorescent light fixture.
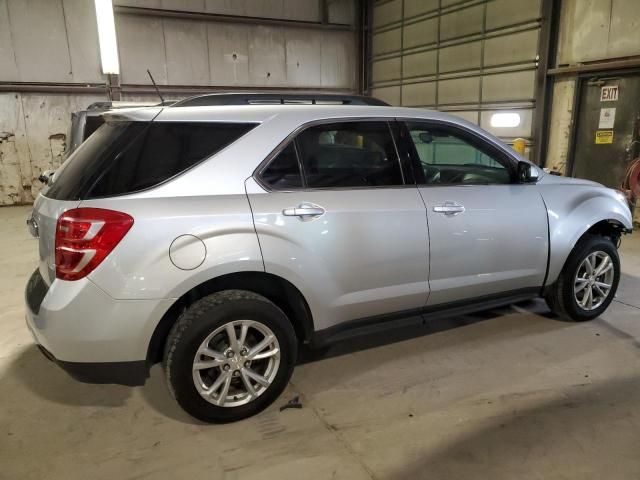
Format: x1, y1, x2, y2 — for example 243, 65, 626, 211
94, 0, 120, 74
490, 112, 521, 128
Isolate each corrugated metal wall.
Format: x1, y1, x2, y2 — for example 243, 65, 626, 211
0, 0, 359, 205
369, 0, 542, 153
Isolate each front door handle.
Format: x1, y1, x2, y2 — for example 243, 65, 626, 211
282, 203, 326, 219
433, 202, 465, 216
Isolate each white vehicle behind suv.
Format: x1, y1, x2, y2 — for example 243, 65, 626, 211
25, 94, 632, 422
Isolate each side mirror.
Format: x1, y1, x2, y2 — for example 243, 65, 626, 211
517, 161, 538, 183
418, 132, 433, 144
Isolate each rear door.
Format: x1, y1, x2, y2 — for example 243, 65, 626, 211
246, 120, 429, 331
400, 120, 548, 305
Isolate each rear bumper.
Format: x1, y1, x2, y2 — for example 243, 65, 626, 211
25, 269, 173, 385
35, 343, 147, 386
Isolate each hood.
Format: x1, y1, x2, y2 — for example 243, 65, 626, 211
538, 174, 602, 187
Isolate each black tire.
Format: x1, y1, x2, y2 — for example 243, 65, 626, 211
163, 290, 297, 423
545, 234, 620, 321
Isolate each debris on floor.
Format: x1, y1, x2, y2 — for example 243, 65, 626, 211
279, 395, 302, 411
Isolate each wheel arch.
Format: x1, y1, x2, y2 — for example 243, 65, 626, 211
541, 182, 632, 287
546, 217, 629, 286
146, 271, 314, 365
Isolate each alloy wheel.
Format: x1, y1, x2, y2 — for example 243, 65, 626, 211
573, 251, 615, 311
192, 320, 280, 407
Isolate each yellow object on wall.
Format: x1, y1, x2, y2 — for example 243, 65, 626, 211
512, 138, 526, 155
595, 130, 614, 144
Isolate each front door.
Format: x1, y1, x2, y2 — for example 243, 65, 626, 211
246, 120, 429, 331
402, 120, 549, 305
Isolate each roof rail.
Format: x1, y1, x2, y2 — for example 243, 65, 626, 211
172, 93, 389, 108
85, 100, 175, 111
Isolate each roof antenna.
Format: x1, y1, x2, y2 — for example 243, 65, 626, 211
147, 69, 165, 104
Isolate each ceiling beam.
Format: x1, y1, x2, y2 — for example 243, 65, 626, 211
113, 5, 354, 31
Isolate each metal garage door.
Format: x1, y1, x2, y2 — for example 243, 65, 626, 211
369, 0, 542, 157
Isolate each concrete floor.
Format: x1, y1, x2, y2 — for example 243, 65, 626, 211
1, 205, 639, 480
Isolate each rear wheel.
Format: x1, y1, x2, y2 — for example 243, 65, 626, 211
545, 235, 620, 321
163, 290, 297, 423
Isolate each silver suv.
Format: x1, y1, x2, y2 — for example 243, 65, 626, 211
25, 94, 633, 422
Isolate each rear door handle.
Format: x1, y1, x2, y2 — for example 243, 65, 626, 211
433, 202, 465, 215
282, 203, 326, 219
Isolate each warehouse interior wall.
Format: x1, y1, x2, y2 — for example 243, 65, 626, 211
0, 0, 103, 204
368, 0, 542, 156
0, 0, 358, 205
545, 0, 640, 174
113, 0, 357, 89
545, 78, 575, 174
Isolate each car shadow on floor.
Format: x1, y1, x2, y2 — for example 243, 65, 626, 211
615, 272, 640, 309
138, 299, 569, 423
3, 344, 204, 424
140, 364, 204, 424
382, 374, 640, 479
298, 298, 562, 364
0, 297, 596, 423
299, 270, 640, 366
5, 345, 132, 408
2, 299, 562, 416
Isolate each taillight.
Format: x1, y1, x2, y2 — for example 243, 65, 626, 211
55, 208, 133, 281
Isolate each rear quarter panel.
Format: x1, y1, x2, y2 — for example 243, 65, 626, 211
83, 194, 264, 301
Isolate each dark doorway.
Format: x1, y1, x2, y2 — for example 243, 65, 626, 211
570, 73, 640, 189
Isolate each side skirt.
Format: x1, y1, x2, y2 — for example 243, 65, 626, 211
312, 287, 541, 347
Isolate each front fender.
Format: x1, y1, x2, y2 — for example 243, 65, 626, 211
540, 184, 632, 285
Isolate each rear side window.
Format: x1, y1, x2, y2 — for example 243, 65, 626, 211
258, 121, 405, 190
46, 121, 255, 200
296, 121, 403, 188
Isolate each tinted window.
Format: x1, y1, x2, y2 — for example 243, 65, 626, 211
46, 121, 255, 200
46, 122, 144, 200
83, 115, 105, 141
406, 123, 511, 185
296, 121, 403, 188
260, 143, 302, 189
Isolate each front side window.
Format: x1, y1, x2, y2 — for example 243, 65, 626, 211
296, 121, 404, 188
406, 122, 512, 185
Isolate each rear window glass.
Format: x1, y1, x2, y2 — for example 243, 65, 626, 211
46, 121, 256, 200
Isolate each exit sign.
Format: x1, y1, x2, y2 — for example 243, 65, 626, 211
600, 85, 618, 102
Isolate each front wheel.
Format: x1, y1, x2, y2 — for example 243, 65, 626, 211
545, 234, 620, 321
163, 290, 297, 423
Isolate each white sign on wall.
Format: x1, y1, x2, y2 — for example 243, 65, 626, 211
598, 107, 616, 129
600, 85, 619, 102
